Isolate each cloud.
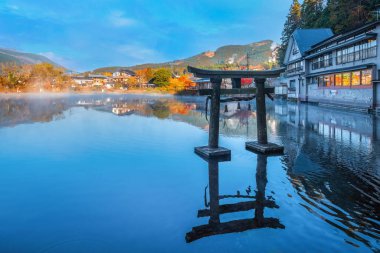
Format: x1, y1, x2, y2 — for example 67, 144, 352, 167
109, 11, 136, 27
117, 44, 161, 62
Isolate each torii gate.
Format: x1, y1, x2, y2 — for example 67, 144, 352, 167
188, 66, 285, 158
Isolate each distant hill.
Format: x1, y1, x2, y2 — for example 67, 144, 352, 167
0, 48, 63, 68
93, 40, 276, 73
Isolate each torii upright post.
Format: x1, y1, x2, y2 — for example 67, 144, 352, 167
195, 78, 231, 159
209, 78, 222, 149
245, 78, 284, 155
255, 78, 268, 144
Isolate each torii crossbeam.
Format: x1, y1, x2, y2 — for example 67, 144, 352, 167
188, 66, 285, 158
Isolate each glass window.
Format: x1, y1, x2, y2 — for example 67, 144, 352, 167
318, 76, 325, 87
335, 74, 342, 86
322, 76, 329, 87
355, 44, 361, 61
329, 75, 335, 86
337, 50, 342, 64
361, 69, 372, 85
342, 49, 348, 63
369, 39, 377, 47
352, 71, 361, 86
329, 53, 333, 66
342, 72, 351, 86
347, 47, 354, 62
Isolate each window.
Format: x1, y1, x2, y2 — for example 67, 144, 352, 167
311, 53, 333, 70
318, 76, 324, 87
342, 72, 351, 86
352, 71, 361, 86
318, 75, 335, 87
347, 47, 354, 62
354, 44, 361, 61
310, 77, 318, 84
329, 75, 335, 87
319, 69, 372, 88
289, 80, 296, 91
293, 47, 299, 55
323, 76, 330, 87
337, 51, 342, 64
337, 39, 377, 65
287, 61, 303, 73
361, 69, 372, 85
335, 74, 342, 86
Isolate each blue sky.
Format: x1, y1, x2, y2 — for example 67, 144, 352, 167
0, 0, 292, 71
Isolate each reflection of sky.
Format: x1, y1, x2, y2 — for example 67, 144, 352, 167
0, 95, 379, 252
0, 0, 291, 71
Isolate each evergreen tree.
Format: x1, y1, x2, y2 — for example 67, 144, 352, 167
301, 0, 324, 28
278, 0, 301, 65
325, 0, 379, 33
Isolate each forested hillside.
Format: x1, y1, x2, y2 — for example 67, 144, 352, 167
278, 0, 380, 64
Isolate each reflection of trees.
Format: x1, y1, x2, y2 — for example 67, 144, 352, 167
186, 154, 284, 243
0, 98, 67, 127
150, 101, 170, 119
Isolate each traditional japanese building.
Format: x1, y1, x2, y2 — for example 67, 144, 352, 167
283, 21, 380, 113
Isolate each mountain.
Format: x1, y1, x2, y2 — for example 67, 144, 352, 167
93, 40, 276, 73
0, 48, 63, 68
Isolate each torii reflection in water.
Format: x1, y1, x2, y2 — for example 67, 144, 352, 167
186, 154, 285, 243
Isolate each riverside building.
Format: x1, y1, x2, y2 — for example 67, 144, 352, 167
283, 21, 380, 113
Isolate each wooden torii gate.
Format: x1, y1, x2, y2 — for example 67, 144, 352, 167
188, 66, 285, 158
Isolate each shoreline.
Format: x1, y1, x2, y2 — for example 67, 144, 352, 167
0, 89, 190, 96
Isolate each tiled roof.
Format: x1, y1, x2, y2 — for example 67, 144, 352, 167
293, 29, 334, 55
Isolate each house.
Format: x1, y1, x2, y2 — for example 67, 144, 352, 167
72, 76, 93, 86
88, 74, 108, 86
283, 21, 380, 113
112, 69, 136, 78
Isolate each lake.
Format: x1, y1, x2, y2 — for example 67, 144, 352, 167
0, 94, 379, 253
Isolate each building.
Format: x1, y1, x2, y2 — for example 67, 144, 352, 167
72, 74, 108, 87
283, 21, 380, 113
112, 69, 136, 78
283, 28, 334, 101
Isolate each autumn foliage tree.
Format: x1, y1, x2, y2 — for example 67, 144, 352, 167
0, 62, 69, 92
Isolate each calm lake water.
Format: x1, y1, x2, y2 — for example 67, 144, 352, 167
0, 94, 379, 253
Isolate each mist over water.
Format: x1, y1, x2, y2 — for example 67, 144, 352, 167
0, 94, 379, 253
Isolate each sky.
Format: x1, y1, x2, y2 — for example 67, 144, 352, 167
0, 0, 292, 71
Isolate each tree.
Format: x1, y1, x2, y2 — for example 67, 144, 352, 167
152, 68, 171, 87
325, 0, 377, 33
126, 76, 138, 88
301, 0, 324, 28
0, 63, 31, 90
278, 0, 302, 65
31, 63, 66, 91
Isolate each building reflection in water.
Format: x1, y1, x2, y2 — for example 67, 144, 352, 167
274, 101, 380, 250
186, 153, 284, 243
